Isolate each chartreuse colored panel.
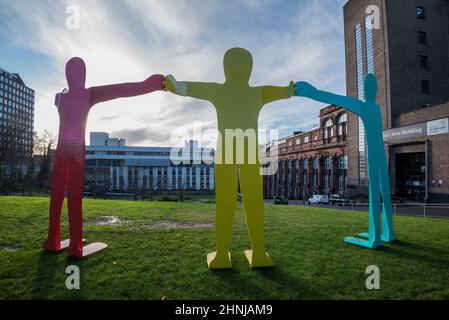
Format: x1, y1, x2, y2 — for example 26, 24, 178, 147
166, 48, 294, 268
295, 74, 397, 249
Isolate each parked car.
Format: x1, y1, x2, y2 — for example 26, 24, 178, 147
274, 196, 289, 205
274, 196, 282, 205
329, 194, 352, 205
308, 195, 329, 205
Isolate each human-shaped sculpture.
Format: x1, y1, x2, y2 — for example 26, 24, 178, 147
166, 48, 295, 268
43, 57, 165, 258
295, 74, 397, 249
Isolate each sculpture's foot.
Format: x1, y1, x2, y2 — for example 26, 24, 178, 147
43, 239, 63, 253
344, 236, 381, 249
381, 232, 397, 243
360, 232, 397, 243
244, 250, 274, 268
358, 232, 369, 238
67, 242, 107, 258
207, 251, 232, 269
43, 238, 86, 253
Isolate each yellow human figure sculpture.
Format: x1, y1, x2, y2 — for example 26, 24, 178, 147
166, 48, 294, 269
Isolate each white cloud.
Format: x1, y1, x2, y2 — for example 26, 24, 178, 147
0, 0, 347, 147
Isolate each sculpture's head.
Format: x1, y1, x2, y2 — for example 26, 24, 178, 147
66, 57, 86, 89
223, 47, 253, 82
364, 73, 378, 102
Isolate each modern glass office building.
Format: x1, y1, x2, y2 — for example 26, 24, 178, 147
0, 67, 35, 160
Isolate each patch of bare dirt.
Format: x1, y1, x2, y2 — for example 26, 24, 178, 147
1, 246, 19, 252
87, 216, 127, 226
147, 220, 213, 230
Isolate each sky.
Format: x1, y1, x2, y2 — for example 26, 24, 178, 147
0, 0, 348, 147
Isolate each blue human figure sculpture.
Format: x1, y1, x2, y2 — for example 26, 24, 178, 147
295, 74, 397, 249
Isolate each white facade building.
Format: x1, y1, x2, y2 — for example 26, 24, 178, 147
85, 132, 215, 194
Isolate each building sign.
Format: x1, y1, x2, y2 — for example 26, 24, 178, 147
427, 118, 449, 136
383, 122, 427, 142
383, 118, 449, 143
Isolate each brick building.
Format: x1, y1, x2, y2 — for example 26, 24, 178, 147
263, 105, 348, 200
344, 0, 449, 202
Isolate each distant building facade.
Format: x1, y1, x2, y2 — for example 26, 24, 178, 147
85, 132, 215, 194
344, 0, 449, 202
0, 67, 35, 161
263, 105, 348, 200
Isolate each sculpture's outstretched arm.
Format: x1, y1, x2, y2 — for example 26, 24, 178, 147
165, 75, 217, 102
89, 74, 165, 106
295, 81, 362, 116
261, 81, 295, 105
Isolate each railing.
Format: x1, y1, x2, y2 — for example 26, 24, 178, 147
278, 200, 449, 219
342, 202, 449, 219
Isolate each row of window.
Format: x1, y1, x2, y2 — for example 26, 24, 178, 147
417, 6, 431, 95
0, 94, 34, 111
281, 155, 348, 171
0, 85, 34, 102
286, 113, 348, 147
0, 107, 34, 120
0, 117, 34, 127
0, 74, 34, 94
288, 172, 347, 190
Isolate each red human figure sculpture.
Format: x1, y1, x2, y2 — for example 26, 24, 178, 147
43, 57, 165, 258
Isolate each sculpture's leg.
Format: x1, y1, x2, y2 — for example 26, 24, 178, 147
379, 161, 397, 242
66, 153, 85, 258
207, 164, 237, 269
240, 164, 273, 268
43, 152, 67, 252
66, 147, 107, 258
345, 164, 382, 249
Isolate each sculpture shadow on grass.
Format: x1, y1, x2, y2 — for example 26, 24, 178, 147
378, 241, 449, 266
211, 266, 325, 299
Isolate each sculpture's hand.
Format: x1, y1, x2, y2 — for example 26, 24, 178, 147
295, 81, 318, 98
165, 75, 188, 96
145, 74, 165, 91
287, 81, 295, 97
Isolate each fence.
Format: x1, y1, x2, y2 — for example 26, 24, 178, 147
344, 203, 449, 219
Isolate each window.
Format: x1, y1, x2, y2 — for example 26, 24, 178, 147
356, 22, 367, 185
296, 138, 300, 145
365, 16, 374, 74
339, 155, 348, 170
417, 6, 425, 20
324, 156, 332, 170
303, 173, 307, 185
304, 136, 310, 143
313, 174, 318, 187
324, 175, 330, 189
420, 55, 429, 69
339, 176, 346, 190
324, 119, 334, 139
313, 158, 319, 170
421, 80, 430, 94
419, 31, 427, 45
303, 159, 309, 170
337, 113, 348, 136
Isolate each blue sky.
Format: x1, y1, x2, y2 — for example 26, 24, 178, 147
0, 0, 348, 146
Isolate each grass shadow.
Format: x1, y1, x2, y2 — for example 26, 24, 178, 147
31, 250, 60, 299
210, 265, 324, 299
378, 241, 449, 266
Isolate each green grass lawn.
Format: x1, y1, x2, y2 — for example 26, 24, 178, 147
1, 196, 449, 300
